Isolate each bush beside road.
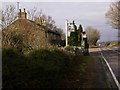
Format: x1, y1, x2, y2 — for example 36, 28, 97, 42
2, 47, 109, 88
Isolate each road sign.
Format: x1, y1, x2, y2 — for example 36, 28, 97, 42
82, 33, 87, 38
68, 23, 75, 32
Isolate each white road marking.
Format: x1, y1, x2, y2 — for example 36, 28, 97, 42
99, 48, 120, 90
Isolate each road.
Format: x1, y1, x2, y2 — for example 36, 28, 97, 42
99, 46, 120, 89
107, 46, 120, 54
89, 48, 109, 88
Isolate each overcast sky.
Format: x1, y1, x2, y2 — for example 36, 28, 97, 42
2, 1, 118, 42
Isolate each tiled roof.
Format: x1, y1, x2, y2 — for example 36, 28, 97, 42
3, 18, 60, 36
3, 19, 45, 31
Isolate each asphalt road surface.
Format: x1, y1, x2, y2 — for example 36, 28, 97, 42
89, 46, 120, 89
89, 48, 109, 89
99, 46, 120, 89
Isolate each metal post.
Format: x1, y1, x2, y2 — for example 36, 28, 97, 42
65, 19, 68, 46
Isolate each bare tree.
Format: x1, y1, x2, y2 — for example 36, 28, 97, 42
37, 14, 56, 30
46, 16, 55, 30
85, 26, 100, 46
105, 0, 120, 29
27, 7, 39, 21
26, 7, 59, 32
1, 5, 17, 29
1, 4, 64, 38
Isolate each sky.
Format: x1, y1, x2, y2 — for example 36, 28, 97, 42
1, 0, 118, 42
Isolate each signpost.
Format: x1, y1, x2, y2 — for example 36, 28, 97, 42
65, 20, 76, 46
65, 19, 68, 46
65, 19, 89, 55
68, 23, 75, 32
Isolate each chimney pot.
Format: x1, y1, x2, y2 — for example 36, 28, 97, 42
24, 8, 25, 12
18, 8, 27, 19
19, 9, 21, 12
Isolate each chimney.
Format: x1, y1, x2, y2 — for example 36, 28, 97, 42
18, 8, 27, 19
18, 9, 21, 19
35, 17, 42, 25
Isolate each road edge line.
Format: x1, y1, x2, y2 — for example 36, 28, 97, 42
99, 48, 120, 90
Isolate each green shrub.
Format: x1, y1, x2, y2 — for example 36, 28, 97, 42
64, 45, 74, 51
2, 48, 72, 88
69, 31, 78, 46
2, 48, 28, 88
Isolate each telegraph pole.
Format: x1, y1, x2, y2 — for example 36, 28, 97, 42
65, 19, 68, 46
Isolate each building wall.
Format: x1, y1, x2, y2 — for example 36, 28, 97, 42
2, 19, 47, 54
45, 30, 61, 46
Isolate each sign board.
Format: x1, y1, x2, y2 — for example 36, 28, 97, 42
82, 33, 87, 38
68, 23, 75, 32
